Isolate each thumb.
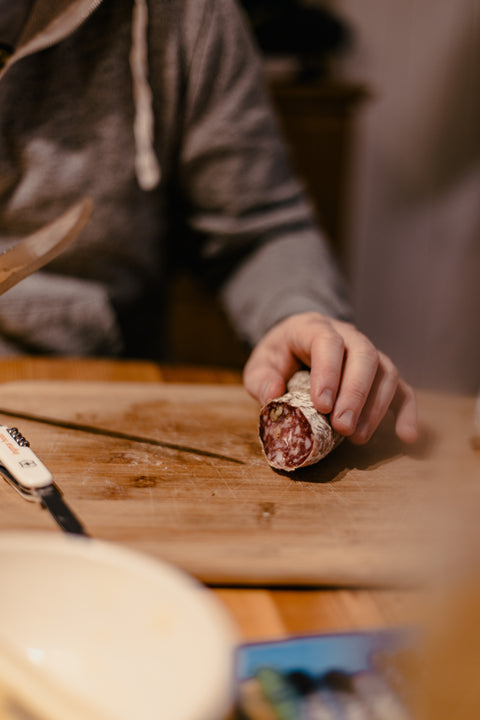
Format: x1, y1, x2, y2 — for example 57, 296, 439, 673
243, 360, 287, 406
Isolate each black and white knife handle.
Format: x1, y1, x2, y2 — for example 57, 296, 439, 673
0, 425, 52, 499
0, 425, 89, 536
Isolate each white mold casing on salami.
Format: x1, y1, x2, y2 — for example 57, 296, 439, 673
259, 371, 343, 471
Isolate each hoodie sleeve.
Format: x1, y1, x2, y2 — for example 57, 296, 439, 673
178, 0, 351, 346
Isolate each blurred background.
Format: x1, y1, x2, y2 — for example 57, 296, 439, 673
171, 0, 479, 396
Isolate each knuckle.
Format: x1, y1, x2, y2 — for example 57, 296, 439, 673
384, 363, 400, 388
308, 315, 334, 336
401, 381, 417, 406
312, 330, 344, 356
379, 352, 399, 380
389, 365, 400, 387
298, 317, 345, 354
346, 384, 370, 408
292, 311, 326, 332
356, 337, 378, 363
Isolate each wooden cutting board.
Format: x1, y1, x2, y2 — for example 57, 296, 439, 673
0, 381, 477, 587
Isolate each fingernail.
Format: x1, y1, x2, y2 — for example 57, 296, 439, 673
318, 389, 333, 411
336, 409, 356, 433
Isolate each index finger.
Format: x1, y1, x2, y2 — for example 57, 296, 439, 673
309, 328, 345, 413
329, 335, 379, 436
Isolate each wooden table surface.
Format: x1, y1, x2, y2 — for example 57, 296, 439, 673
0, 356, 471, 644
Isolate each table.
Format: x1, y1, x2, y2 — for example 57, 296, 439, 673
2, 357, 479, 650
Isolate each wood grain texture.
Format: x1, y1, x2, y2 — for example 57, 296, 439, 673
0, 379, 477, 587
215, 587, 424, 641
0, 357, 164, 383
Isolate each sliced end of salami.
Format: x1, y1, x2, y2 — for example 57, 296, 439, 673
259, 401, 315, 471
258, 371, 343, 472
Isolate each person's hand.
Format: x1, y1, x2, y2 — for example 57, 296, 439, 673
243, 312, 418, 444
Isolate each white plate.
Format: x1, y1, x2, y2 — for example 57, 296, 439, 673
0, 532, 237, 720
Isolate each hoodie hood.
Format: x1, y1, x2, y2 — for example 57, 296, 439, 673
16, 0, 103, 60
11, 0, 160, 191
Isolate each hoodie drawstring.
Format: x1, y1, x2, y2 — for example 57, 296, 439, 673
130, 0, 161, 190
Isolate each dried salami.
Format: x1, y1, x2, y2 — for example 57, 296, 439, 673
259, 370, 342, 471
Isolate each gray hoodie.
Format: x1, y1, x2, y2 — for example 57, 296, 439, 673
0, 0, 349, 358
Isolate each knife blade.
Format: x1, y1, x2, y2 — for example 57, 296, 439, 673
0, 425, 89, 536
36, 483, 88, 536
0, 197, 93, 296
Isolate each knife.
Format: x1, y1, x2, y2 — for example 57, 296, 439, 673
0, 425, 88, 536
0, 197, 93, 296
0, 200, 93, 533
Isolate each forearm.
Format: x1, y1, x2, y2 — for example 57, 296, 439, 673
220, 228, 352, 346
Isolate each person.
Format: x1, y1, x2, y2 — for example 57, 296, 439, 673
0, 0, 417, 446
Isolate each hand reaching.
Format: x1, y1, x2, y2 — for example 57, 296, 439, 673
243, 312, 418, 445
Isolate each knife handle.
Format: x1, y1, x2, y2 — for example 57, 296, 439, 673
0, 426, 52, 494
